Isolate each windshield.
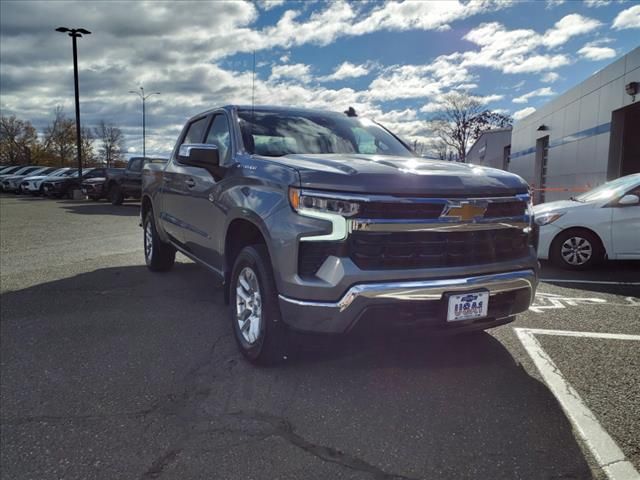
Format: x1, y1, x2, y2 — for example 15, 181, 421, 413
0, 166, 21, 174
237, 109, 413, 157
575, 174, 640, 202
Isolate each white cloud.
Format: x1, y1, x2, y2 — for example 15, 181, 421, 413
578, 42, 617, 61
256, 0, 285, 11
545, 0, 565, 9
320, 62, 370, 82
542, 14, 602, 48
512, 87, 556, 104
513, 107, 537, 121
459, 14, 601, 75
541, 72, 560, 83
222, 0, 506, 60
269, 63, 312, 83
584, 0, 611, 7
612, 5, 640, 30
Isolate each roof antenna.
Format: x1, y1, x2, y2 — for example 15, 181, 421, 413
344, 106, 357, 117
252, 50, 256, 120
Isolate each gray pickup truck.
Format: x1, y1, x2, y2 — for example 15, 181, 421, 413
142, 105, 539, 364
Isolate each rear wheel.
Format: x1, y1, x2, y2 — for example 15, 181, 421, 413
109, 185, 124, 205
551, 229, 604, 270
143, 211, 176, 271
230, 245, 288, 365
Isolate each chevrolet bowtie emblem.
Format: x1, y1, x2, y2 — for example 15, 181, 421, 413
441, 201, 487, 221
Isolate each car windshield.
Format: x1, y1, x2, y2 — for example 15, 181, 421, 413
574, 174, 640, 202
0, 166, 21, 174
237, 109, 413, 157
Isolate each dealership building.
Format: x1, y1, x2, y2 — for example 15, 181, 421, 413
509, 46, 639, 203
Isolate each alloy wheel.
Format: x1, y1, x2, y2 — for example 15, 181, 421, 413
561, 236, 592, 266
235, 267, 262, 344
144, 221, 153, 262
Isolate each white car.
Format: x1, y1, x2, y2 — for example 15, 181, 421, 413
21, 168, 74, 195
534, 173, 640, 269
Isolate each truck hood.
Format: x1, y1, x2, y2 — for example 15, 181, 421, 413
264, 153, 529, 197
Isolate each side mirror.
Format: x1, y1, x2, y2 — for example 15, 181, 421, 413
177, 144, 219, 169
618, 194, 639, 206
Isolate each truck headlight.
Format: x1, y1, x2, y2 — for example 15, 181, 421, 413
534, 212, 564, 226
288, 188, 360, 217
288, 188, 359, 242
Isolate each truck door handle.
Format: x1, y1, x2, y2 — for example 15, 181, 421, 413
185, 178, 196, 189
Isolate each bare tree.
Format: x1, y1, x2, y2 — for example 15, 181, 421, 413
94, 120, 124, 167
80, 126, 97, 166
430, 138, 457, 161
43, 107, 75, 166
429, 92, 512, 162
0, 115, 38, 165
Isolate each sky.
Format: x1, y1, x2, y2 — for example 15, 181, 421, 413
1, 0, 639, 158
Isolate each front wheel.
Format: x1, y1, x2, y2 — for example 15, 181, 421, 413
230, 245, 288, 365
109, 185, 124, 205
550, 229, 604, 270
143, 211, 176, 271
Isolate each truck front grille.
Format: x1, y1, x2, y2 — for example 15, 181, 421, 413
349, 229, 529, 270
297, 195, 532, 277
358, 202, 444, 219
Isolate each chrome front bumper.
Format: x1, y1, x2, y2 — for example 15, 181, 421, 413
278, 269, 537, 334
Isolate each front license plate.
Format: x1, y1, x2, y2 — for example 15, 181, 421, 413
447, 291, 489, 322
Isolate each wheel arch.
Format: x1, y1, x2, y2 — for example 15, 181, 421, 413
223, 217, 272, 304
141, 194, 153, 220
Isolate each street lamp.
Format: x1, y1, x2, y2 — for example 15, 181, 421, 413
129, 87, 160, 158
56, 27, 91, 177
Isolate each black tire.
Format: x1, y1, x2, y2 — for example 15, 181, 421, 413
143, 210, 176, 272
109, 184, 124, 205
550, 229, 604, 270
230, 245, 288, 365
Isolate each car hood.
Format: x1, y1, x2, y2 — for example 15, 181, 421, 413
22, 175, 50, 182
263, 153, 529, 196
2, 174, 30, 182
533, 199, 590, 214
82, 177, 106, 184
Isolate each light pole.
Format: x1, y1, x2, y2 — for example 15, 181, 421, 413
129, 87, 160, 158
56, 27, 91, 177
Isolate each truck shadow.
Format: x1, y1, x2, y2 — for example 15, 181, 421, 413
1, 263, 593, 480
59, 201, 140, 217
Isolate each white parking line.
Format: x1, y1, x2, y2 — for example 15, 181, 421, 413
515, 328, 640, 480
540, 278, 640, 286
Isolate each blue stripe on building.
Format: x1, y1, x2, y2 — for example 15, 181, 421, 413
510, 122, 611, 159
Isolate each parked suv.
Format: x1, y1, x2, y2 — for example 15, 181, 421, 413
42, 168, 106, 198
2, 167, 57, 193
142, 106, 538, 364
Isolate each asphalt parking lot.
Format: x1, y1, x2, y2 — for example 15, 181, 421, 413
1, 195, 638, 480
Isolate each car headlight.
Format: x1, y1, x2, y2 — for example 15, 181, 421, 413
288, 188, 360, 217
534, 211, 565, 226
